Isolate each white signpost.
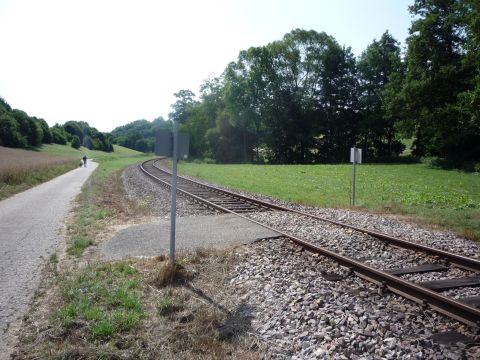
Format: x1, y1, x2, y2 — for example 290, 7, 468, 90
350, 147, 362, 206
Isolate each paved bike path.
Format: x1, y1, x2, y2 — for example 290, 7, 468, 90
0, 162, 97, 358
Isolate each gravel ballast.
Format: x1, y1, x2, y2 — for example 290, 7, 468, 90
123, 163, 480, 359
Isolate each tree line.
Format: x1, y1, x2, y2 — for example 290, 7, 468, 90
0, 97, 113, 152
164, 0, 479, 167
109, 117, 170, 153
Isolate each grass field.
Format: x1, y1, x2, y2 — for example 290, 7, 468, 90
179, 162, 480, 240
0, 144, 154, 201
0, 146, 79, 200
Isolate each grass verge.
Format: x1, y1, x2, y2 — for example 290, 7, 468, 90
179, 162, 480, 240
13, 151, 263, 358
15, 252, 263, 359
57, 262, 143, 339
66, 151, 154, 257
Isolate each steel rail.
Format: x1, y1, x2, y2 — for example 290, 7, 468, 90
150, 159, 480, 273
140, 159, 480, 327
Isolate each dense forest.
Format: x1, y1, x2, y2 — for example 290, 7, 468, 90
0, 97, 113, 152
161, 0, 478, 167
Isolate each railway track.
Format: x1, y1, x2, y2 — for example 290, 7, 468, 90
140, 158, 480, 328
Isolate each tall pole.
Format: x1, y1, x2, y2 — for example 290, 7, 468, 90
352, 146, 356, 207
169, 119, 179, 264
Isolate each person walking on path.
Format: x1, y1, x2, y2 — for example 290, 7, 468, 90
83, 155, 87, 167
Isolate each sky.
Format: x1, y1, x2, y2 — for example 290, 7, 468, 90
0, 0, 414, 132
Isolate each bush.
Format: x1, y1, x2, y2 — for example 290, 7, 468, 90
51, 127, 67, 145
0, 113, 26, 148
71, 135, 81, 149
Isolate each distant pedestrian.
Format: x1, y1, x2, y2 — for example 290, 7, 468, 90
83, 155, 87, 167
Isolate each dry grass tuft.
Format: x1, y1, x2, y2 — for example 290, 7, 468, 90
154, 261, 192, 287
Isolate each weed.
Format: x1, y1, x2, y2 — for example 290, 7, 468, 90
67, 235, 93, 256
113, 309, 141, 332
91, 319, 114, 339
157, 296, 179, 316
116, 262, 138, 275
49, 253, 58, 264
94, 208, 110, 220
55, 262, 143, 340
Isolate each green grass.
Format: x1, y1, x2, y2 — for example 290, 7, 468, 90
67, 236, 94, 257
39, 143, 143, 159
178, 162, 480, 240
40, 143, 154, 177
51, 143, 155, 256
57, 262, 143, 339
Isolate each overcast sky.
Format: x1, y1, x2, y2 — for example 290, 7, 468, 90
0, 0, 414, 132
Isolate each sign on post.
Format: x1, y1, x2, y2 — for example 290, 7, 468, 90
155, 128, 190, 263
350, 147, 362, 206
155, 129, 189, 159
350, 147, 362, 164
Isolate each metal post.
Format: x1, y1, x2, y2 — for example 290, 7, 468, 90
169, 120, 179, 264
352, 147, 356, 207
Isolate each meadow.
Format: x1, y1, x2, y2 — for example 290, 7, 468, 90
0, 144, 154, 200
0, 146, 79, 200
178, 162, 480, 240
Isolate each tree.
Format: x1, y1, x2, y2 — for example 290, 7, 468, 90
110, 118, 169, 152
33, 117, 52, 144
0, 112, 25, 147
50, 126, 68, 145
64, 121, 83, 142
357, 31, 405, 158
401, 0, 478, 161
456, 0, 480, 161
83, 135, 93, 150
71, 135, 81, 149
11, 109, 42, 147
169, 90, 197, 123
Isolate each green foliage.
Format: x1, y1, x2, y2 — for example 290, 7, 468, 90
67, 236, 93, 257
50, 126, 68, 145
64, 121, 84, 142
397, 0, 480, 162
0, 112, 25, 147
357, 31, 405, 158
35, 118, 52, 144
169, 90, 197, 123
71, 135, 81, 149
110, 117, 170, 153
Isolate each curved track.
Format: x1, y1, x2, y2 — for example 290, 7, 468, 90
140, 158, 480, 327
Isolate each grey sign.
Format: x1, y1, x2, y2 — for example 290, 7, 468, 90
155, 129, 190, 158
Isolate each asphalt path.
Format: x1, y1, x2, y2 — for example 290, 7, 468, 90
0, 162, 97, 358
100, 213, 279, 260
